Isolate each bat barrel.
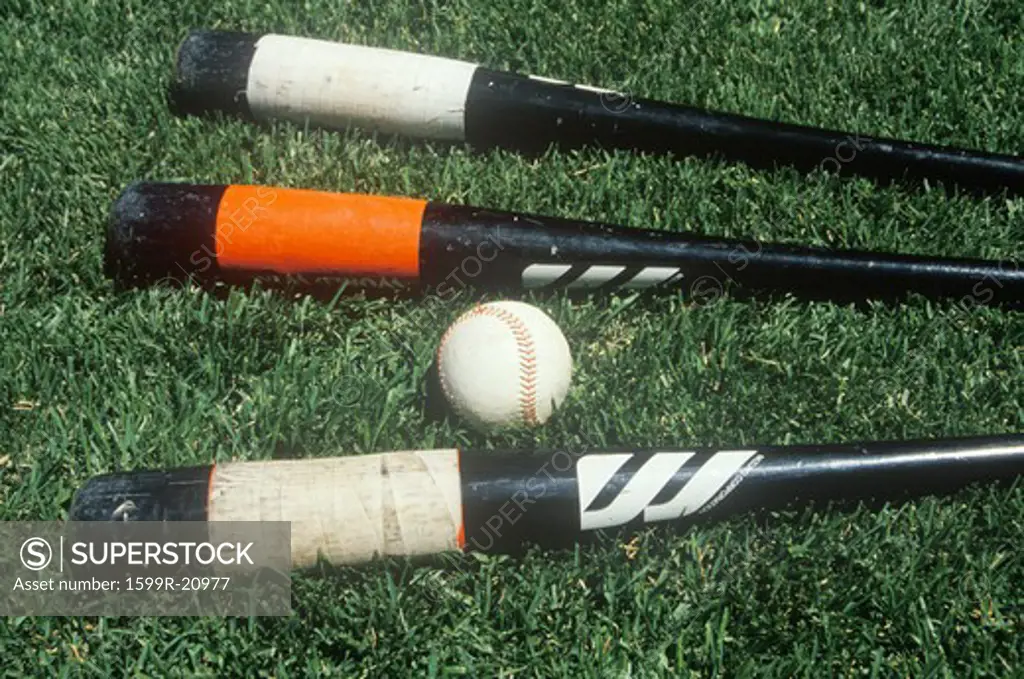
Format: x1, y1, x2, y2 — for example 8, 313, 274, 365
421, 203, 1024, 308
697, 436, 1024, 519
466, 68, 1024, 196
461, 435, 1024, 552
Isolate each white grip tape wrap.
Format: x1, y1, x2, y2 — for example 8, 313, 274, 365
247, 35, 478, 141
208, 450, 462, 567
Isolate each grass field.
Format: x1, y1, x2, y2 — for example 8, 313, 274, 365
2, 0, 1023, 675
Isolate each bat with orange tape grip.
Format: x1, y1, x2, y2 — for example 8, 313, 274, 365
69, 435, 1024, 567
106, 182, 1024, 309
170, 30, 1024, 197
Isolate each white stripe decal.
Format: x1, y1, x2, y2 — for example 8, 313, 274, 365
567, 265, 627, 289
620, 266, 684, 289
572, 83, 620, 95
527, 75, 569, 86
247, 35, 478, 141
527, 74, 619, 95
578, 453, 695, 530
522, 263, 573, 288
644, 451, 760, 522
521, 264, 683, 289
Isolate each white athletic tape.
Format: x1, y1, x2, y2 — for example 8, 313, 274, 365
247, 35, 478, 140
208, 450, 462, 567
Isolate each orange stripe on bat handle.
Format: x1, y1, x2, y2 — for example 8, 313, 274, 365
215, 186, 426, 278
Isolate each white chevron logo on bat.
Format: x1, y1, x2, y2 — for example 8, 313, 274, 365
522, 264, 684, 289
577, 451, 761, 531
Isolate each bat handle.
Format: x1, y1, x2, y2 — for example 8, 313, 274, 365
71, 451, 464, 568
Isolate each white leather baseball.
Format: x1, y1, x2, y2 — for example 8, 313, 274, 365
437, 301, 572, 430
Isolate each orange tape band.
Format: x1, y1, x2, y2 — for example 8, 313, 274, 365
456, 451, 466, 550
214, 186, 426, 278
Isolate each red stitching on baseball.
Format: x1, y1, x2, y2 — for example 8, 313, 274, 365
438, 305, 540, 425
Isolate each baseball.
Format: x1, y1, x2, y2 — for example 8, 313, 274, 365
437, 301, 572, 430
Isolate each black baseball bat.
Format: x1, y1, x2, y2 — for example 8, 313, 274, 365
171, 30, 1024, 196
70, 434, 1024, 567
106, 183, 1024, 309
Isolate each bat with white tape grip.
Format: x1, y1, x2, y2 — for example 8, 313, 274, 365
106, 182, 1024, 309
69, 434, 1024, 568
170, 30, 1024, 196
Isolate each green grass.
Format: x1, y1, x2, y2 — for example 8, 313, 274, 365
2, 0, 1023, 675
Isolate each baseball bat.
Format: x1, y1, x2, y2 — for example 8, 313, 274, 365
170, 30, 1024, 196
70, 435, 1024, 567
107, 182, 1024, 309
